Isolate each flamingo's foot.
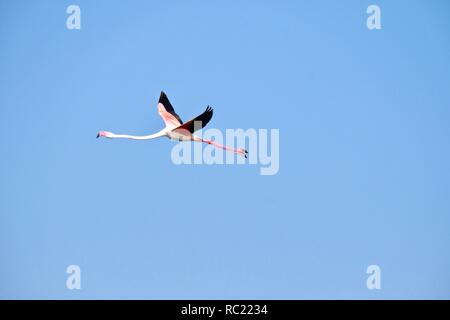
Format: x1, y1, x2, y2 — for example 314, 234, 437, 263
238, 148, 248, 158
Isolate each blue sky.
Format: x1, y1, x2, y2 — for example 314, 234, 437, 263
1, 0, 450, 299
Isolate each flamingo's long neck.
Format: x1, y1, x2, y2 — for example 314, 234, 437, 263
110, 131, 166, 140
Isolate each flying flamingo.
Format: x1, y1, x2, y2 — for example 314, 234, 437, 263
97, 91, 248, 158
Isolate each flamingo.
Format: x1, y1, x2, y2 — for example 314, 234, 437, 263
97, 91, 248, 158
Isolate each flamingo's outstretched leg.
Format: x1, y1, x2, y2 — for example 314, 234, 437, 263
202, 139, 248, 158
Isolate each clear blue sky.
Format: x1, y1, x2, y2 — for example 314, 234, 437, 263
1, 0, 450, 299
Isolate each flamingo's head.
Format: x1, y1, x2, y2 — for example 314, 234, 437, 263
96, 131, 113, 138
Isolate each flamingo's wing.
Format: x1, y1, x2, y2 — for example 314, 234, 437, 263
173, 106, 213, 134
157, 91, 183, 128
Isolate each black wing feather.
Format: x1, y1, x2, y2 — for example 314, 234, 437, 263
159, 91, 183, 124
174, 106, 213, 134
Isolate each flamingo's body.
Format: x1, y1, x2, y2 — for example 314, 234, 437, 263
97, 91, 248, 158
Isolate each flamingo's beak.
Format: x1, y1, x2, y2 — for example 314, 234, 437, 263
96, 133, 100, 138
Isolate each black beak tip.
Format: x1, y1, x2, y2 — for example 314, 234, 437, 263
96, 133, 100, 138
